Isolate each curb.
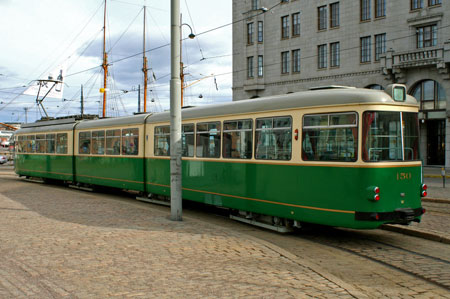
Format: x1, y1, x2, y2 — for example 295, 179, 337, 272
381, 224, 450, 244
424, 174, 450, 179
422, 197, 450, 204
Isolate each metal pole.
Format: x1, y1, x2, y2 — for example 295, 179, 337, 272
81, 85, 84, 117
24, 107, 28, 124
170, 0, 182, 221
138, 84, 141, 113
102, 0, 108, 118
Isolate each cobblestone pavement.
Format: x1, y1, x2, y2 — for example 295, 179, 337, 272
0, 173, 359, 298
1, 168, 450, 298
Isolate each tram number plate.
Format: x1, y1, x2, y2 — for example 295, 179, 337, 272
397, 172, 412, 180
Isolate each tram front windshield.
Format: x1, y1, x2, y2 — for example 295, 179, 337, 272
362, 111, 419, 162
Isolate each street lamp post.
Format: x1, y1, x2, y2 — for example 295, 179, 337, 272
180, 22, 195, 108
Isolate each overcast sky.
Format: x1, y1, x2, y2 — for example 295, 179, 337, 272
0, 0, 232, 123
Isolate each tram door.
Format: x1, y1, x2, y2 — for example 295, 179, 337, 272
426, 119, 445, 165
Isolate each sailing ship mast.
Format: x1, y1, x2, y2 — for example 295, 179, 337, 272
142, 5, 148, 113
101, 0, 108, 118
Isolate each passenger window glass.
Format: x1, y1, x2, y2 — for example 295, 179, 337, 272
196, 122, 221, 158
26, 135, 36, 153
106, 129, 121, 155
255, 117, 292, 160
36, 134, 46, 153
122, 128, 139, 155
56, 133, 67, 154
17, 136, 25, 153
92, 130, 105, 155
155, 126, 170, 156
182, 124, 195, 157
47, 134, 56, 153
79, 132, 91, 154
302, 112, 358, 162
223, 119, 252, 159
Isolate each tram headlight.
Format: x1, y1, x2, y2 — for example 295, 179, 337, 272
421, 184, 427, 197
367, 186, 381, 201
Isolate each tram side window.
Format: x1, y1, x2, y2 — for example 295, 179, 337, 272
302, 112, 358, 162
223, 119, 253, 159
26, 135, 36, 153
17, 136, 25, 153
362, 111, 419, 161
106, 129, 121, 155
36, 134, 46, 153
182, 124, 195, 157
79, 132, 91, 154
92, 130, 105, 155
154, 126, 170, 156
47, 134, 56, 154
56, 133, 67, 154
255, 117, 292, 160
196, 122, 221, 158
122, 128, 139, 155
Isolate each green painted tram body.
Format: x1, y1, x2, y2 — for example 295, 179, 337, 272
14, 86, 425, 229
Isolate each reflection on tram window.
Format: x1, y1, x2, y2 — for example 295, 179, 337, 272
182, 124, 195, 157
196, 122, 221, 158
154, 126, 170, 156
36, 134, 46, 153
79, 132, 91, 154
223, 119, 252, 159
92, 130, 105, 155
56, 133, 67, 154
302, 112, 357, 162
47, 134, 56, 154
122, 128, 139, 155
26, 135, 36, 153
106, 129, 121, 155
255, 116, 292, 160
363, 111, 419, 161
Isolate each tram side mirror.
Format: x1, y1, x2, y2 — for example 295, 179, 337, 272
385, 84, 406, 102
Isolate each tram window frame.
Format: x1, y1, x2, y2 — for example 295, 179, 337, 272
154, 125, 170, 156
122, 128, 139, 156
79, 131, 91, 155
36, 134, 46, 154
302, 112, 358, 162
182, 124, 195, 157
46, 134, 56, 154
92, 130, 105, 155
106, 129, 121, 155
196, 122, 221, 158
56, 133, 67, 154
223, 119, 253, 159
255, 116, 292, 161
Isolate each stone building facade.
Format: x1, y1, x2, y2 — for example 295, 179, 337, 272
232, 0, 450, 167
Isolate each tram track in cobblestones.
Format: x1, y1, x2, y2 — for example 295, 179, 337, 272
297, 227, 450, 291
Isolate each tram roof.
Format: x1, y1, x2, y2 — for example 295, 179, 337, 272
147, 88, 418, 123
75, 113, 151, 130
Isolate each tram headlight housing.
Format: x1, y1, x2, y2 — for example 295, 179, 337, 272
367, 186, 380, 201
421, 184, 427, 197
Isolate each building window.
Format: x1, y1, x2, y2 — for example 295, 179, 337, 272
417, 24, 437, 48
281, 16, 289, 38
258, 21, 263, 42
292, 13, 300, 36
247, 56, 254, 78
247, 23, 254, 44
360, 36, 371, 63
318, 6, 327, 30
292, 49, 301, 73
428, 0, 441, 6
375, 0, 385, 18
361, 0, 371, 21
318, 44, 327, 69
252, 0, 258, 10
375, 33, 386, 61
411, 80, 447, 110
411, 0, 423, 9
281, 51, 290, 74
330, 42, 340, 67
330, 2, 339, 28
258, 55, 263, 77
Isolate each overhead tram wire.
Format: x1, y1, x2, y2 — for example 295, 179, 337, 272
184, 0, 205, 60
